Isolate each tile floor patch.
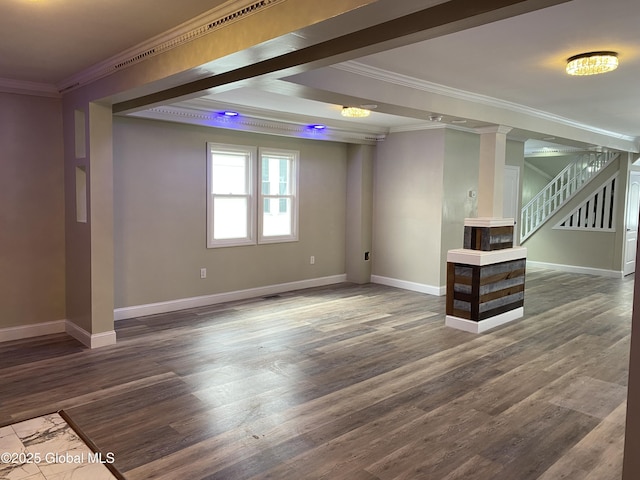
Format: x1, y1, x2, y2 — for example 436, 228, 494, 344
0, 413, 117, 480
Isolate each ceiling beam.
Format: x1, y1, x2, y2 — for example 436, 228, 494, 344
113, 0, 570, 114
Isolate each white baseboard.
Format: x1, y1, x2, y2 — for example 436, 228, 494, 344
65, 321, 116, 349
0, 320, 66, 343
0, 319, 115, 349
446, 307, 524, 334
114, 274, 348, 321
370, 275, 445, 296
526, 260, 623, 278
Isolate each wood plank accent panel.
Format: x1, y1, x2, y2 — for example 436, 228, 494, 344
0, 268, 631, 480
447, 259, 525, 321
464, 225, 514, 251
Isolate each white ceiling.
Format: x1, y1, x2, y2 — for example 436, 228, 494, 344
352, 0, 640, 139
0, 0, 226, 84
3, 0, 639, 153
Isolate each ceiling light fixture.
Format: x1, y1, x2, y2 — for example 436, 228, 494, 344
341, 106, 371, 118
566, 51, 618, 76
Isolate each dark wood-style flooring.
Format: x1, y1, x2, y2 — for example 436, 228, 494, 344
0, 268, 633, 479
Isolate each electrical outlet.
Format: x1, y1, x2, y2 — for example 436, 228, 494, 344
200, 268, 207, 279
310, 256, 315, 265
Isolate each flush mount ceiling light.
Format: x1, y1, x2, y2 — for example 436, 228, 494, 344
566, 51, 618, 76
341, 106, 371, 118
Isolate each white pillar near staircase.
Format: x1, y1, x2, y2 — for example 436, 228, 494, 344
445, 124, 526, 334
477, 125, 512, 218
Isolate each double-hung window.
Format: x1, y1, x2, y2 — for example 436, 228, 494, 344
207, 144, 255, 248
207, 143, 298, 248
259, 148, 298, 243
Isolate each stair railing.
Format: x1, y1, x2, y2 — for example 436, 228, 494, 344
520, 151, 618, 242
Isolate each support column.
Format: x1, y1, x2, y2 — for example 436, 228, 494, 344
88, 102, 115, 345
445, 125, 526, 334
63, 99, 115, 348
477, 126, 512, 218
346, 144, 374, 284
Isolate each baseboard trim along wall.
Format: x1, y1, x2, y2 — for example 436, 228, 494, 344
0, 320, 116, 349
0, 319, 66, 343
65, 321, 117, 349
526, 260, 623, 278
370, 275, 445, 296
114, 274, 348, 321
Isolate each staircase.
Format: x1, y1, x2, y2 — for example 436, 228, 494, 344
520, 151, 619, 242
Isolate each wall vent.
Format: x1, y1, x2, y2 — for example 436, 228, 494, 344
112, 0, 279, 71
58, 0, 283, 91
114, 49, 157, 70
206, 1, 271, 30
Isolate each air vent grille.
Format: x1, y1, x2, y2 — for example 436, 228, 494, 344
114, 49, 157, 70
112, 0, 279, 71
58, 0, 283, 91
207, 1, 270, 30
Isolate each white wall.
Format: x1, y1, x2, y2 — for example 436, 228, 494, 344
113, 117, 348, 309
0, 93, 65, 329
372, 129, 445, 289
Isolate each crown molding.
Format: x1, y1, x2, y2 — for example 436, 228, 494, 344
335, 61, 637, 144
389, 122, 480, 136
389, 123, 446, 133
525, 146, 587, 157
0, 77, 60, 98
124, 106, 387, 144
56, 0, 284, 93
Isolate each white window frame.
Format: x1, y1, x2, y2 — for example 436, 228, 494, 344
258, 148, 299, 244
206, 143, 257, 248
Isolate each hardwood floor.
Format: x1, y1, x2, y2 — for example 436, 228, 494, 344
0, 268, 632, 479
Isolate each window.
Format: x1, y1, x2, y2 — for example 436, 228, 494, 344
207, 144, 255, 247
207, 143, 298, 248
259, 148, 298, 243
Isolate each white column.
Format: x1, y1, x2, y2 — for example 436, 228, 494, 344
477, 125, 512, 218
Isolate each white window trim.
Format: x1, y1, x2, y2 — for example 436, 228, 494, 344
258, 148, 299, 244
206, 143, 257, 248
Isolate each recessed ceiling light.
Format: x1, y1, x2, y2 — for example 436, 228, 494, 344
566, 51, 618, 76
220, 110, 239, 117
